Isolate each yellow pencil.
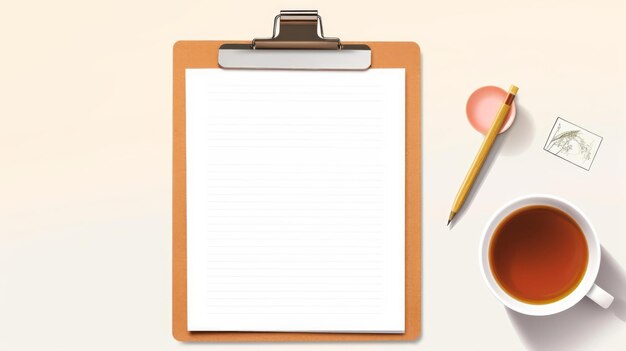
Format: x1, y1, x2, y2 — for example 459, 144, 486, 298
447, 85, 519, 226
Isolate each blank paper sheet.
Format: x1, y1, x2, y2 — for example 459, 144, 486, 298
186, 69, 405, 332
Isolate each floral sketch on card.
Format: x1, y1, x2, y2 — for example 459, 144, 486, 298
544, 117, 602, 170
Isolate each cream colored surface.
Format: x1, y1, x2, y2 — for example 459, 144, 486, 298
0, 0, 624, 350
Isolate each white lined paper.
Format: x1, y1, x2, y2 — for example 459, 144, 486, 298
186, 69, 405, 332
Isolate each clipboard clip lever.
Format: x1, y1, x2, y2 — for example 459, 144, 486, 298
218, 10, 371, 70
252, 10, 341, 50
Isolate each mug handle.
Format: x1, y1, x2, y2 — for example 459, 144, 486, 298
587, 284, 614, 308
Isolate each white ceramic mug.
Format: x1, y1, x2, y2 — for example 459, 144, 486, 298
479, 194, 614, 316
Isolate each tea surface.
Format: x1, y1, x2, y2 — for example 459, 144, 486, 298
489, 205, 588, 304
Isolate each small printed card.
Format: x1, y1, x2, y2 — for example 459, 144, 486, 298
544, 117, 602, 170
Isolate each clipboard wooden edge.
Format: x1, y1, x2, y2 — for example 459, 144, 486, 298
173, 40, 421, 342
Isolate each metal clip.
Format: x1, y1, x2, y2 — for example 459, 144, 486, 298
252, 10, 341, 50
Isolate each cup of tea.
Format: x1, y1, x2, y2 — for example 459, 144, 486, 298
479, 194, 614, 315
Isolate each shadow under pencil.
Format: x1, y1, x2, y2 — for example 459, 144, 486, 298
448, 136, 506, 229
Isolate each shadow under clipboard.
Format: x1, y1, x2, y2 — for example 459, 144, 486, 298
506, 247, 626, 351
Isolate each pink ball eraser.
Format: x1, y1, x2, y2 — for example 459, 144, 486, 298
466, 86, 516, 134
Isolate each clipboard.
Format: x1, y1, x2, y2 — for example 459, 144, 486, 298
173, 10, 421, 342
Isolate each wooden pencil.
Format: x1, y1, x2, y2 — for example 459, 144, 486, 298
448, 85, 519, 226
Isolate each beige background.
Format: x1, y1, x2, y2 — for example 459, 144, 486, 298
1, 0, 625, 350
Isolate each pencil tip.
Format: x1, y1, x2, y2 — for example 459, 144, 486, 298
447, 211, 456, 227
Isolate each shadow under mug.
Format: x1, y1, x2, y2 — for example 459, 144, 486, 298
479, 194, 614, 316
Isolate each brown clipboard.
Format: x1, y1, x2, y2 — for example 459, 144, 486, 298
173, 16, 421, 341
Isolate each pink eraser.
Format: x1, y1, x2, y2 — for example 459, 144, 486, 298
466, 86, 516, 134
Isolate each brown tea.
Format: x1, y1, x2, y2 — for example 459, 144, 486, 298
489, 205, 588, 304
